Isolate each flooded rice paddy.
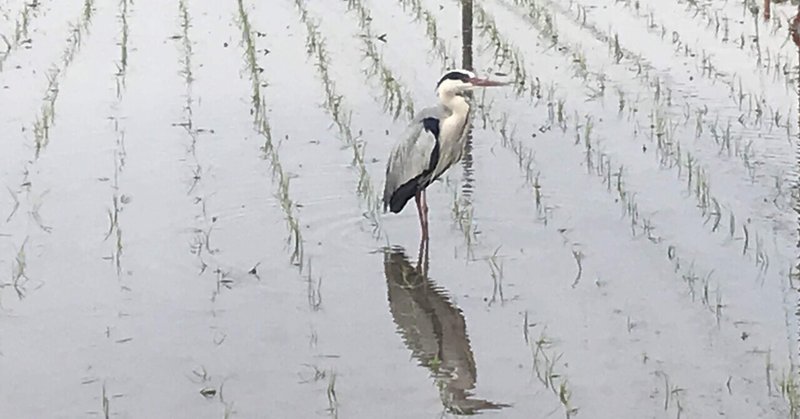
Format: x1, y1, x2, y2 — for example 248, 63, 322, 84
1, 0, 800, 417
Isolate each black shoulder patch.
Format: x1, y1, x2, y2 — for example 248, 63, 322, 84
436, 70, 471, 87
421, 117, 440, 139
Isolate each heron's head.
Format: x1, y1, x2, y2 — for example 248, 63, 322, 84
435, 69, 507, 96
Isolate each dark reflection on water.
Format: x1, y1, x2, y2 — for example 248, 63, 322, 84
383, 240, 509, 415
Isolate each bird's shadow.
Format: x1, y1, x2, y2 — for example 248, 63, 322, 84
383, 238, 510, 415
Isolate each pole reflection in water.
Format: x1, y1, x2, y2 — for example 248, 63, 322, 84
383, 239, 508, 415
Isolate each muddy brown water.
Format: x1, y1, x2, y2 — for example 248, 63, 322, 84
0, 0, 799, 417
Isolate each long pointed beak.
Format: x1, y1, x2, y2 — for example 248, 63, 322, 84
468, 77, 508, 87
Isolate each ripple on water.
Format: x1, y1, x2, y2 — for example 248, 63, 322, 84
300, 194, 383, 256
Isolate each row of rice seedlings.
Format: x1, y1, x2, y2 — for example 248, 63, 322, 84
2, 0, 95, 297
174, 0, 213, 278
237, 0, 306, 268
614, 0, 794, 113
0, 0, 39, 71
624, 0, 782, 71
559, 0, 790, 160
472, 3, 734, 318
32, 0, 96, 158
493, 114, 596, 280
291, 0, 384, 236
510, 0, 777, 183
523, 315, 579, 418
494, 95, 729, 310
488, 110, 548, 224
394, 0, 455, 70
345, 0, 415, 121
104, 119, 127, 277
676, 0, 789, 50
469, 3, 777, 409
489, 0, 773, 274
175, 2, 243, 295
571, 106, 734, 318
472, 3, 541, 99
689, 0, 790, 80
103, 0, 132, 277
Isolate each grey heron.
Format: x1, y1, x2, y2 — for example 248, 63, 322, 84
382, 69, 507, 240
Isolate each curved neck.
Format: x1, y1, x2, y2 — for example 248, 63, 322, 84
437, 90, 469, 117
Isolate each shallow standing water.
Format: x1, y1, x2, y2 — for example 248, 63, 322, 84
1, 0, 799, 417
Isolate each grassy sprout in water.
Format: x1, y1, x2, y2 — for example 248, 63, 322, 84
0, 0, 41, 71
526, 322, 578, 418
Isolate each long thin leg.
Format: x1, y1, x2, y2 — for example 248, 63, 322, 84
421, 189, 428, 240
415, 191, 428, 241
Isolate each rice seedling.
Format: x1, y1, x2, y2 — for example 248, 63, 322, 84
0, 237, 31, 301
654, 370, 685, 418
28, 190, 51, 233
306, 260, 322, 311
5, 187, 19, 222
486, 246, 504, 305
570, 248, 583, 287
0, 0, 40, 71
102, 382, 110, 419
778, 364, 800, 419
326, 370, 338, 418
527, 325, 578, 418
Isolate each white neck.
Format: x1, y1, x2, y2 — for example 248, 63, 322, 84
437, 90, 469, 117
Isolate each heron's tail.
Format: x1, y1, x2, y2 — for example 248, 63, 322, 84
387, 180, 417, 213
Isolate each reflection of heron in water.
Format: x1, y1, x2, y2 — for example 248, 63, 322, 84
384, 238, 509, 415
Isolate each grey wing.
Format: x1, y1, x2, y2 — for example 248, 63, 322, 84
383, 120, 437, 213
